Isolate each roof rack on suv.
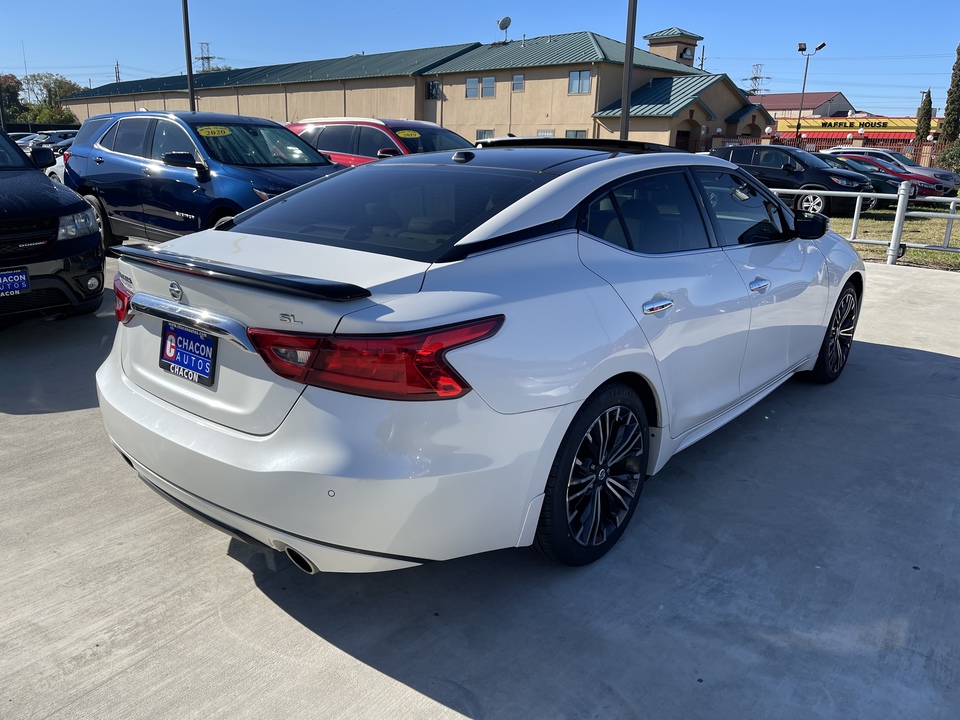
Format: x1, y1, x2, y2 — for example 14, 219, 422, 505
474, 136, 684, 154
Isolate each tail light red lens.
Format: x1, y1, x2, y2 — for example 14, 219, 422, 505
113, 274, 133, 323
62, 150, 71, 164
248, 316, 503, 400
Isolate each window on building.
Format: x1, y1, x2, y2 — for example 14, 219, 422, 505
512, 74, 524, 92
537, 129, 555, 138
565, 130, 587, 139
466, 78, 479, 99
476, 129, 494, 141
568, 70, 591, 95
481, 76, 495, 98
425, 81, 441, 100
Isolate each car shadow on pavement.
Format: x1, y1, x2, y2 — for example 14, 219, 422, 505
224, 339, 960, 719
0, 290, 116, 414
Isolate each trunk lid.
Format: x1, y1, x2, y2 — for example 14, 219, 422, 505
115, 230, 429, 434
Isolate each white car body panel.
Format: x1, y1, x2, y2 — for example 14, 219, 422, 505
96, 147, 866, 572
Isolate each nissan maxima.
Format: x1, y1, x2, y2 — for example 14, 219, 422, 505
96, 141, 864, 574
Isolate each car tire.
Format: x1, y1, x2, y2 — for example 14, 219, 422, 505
534, 383, 649, 566
83, 195, 117, 248
806, 281, 859, 384
796, 188, 829, 215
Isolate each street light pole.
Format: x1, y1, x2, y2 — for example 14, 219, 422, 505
795, 41, 825, 145
619, 0, 638, 140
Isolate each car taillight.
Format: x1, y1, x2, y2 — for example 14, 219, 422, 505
248, 316, 503, 400
62, 150, 71, 163
113, 274, 133, 323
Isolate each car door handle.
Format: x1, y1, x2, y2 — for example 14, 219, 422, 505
94, 156, 104, 164
750, 278, 771, 293
642, 298, 674, 315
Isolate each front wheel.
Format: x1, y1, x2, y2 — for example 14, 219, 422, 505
534, 384, 649, 566
807, 281, 859, 383
796, 189, 829, 215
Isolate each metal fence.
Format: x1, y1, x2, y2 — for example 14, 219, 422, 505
771, 182, 959, 265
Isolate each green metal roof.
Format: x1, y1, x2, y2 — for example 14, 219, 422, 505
643, 27, 704, 41
422, 31, 705, 75
65, 43, 480, 100
594, 73, 774, 125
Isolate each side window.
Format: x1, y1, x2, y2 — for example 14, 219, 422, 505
151, 120, 197, 160
695, 170, 788, 247
313, 125, 354, 154
757, 149, 789, 168
728, 146, 754, 165
581, 172, 711, 253
97, 122, 119, 150
111, 117, 152, 157
612, 171, 711, 253
357, 127, 399, 157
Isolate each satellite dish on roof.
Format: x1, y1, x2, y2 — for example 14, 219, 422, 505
497, 16, 511, 41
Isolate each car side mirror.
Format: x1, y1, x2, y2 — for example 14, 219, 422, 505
795, 211, 828, 239
31, 146, 56, 169
162, 151, 201, 168
376, 147, 401, 159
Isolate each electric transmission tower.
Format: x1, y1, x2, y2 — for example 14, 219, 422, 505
195, 42, 225, 73
742, 64, 771, 95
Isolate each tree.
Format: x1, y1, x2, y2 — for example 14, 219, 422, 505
915, 89, 932, 146
941, 42, 960, 143
21, 72, 84, 107
0, 73, 27, 125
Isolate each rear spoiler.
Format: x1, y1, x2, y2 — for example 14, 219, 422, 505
109, 244, 371, 301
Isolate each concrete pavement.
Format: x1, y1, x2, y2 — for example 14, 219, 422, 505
1, 260, 959, 719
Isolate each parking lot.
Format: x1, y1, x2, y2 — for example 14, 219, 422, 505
2, 258, 960, 719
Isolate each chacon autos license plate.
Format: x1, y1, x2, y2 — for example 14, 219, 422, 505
0, 268, 30, 296
159, 321, 218, 387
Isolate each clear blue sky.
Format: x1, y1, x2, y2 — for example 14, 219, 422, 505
2, 0, 956, 117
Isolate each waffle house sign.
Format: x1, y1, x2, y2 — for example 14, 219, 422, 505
779, 117, 941, 138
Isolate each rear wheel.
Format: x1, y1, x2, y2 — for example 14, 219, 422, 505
83, 195, 116, 248
534, 384, 649, 566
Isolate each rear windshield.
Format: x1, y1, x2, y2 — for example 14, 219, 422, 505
392, 126, 473, 153
74, 117, 112, 146
231, 162, 549, 261
187, 122, 331, 167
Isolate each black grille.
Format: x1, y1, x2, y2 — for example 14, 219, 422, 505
0, 216, 58, 262
0, 288, 70, 314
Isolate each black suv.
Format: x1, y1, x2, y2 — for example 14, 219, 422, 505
0, 130, 104, 328
710, 144, 872, 215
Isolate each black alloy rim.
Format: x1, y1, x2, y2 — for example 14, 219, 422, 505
828, 291, 858, 374
566, 405, 644, 547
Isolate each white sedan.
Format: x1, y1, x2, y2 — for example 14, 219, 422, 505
97, 141, 864, 573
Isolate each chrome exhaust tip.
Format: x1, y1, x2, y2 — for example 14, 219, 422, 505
284, 546, 318, 574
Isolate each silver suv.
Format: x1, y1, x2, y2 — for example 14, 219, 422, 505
824, 146, 957, 195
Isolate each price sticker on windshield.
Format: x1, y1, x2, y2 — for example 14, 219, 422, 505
197, 126, 231, 137
396, 130, 421, 138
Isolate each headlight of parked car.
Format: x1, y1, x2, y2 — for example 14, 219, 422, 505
830, 176, 860, 188
57, 207, 98, 240
933, 172, 954, 182
916, 181, 936, 190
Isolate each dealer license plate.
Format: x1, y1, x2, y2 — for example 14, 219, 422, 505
0, 268, 30, 296
159, 321, 218, 387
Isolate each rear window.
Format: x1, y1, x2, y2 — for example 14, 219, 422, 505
74, 117, 112, 146
391, 126, 473, 153
231, 163, 549, 261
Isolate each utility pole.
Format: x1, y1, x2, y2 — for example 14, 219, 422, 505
114, 60, 121, 83
698, 46, 705, 71
619, 0, 638, 140
182, 0, 196, 111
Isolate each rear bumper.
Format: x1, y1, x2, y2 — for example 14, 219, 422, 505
96, 338, 574, 572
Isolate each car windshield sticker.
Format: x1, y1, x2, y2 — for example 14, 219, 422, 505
396, 130, 421, 138
197, 126, 231, 137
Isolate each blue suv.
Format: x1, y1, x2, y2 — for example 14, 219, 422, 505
64, 111, 341, 245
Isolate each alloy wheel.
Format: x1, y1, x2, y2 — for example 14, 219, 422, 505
565, 405, 644, 547
827, 290, 858, 374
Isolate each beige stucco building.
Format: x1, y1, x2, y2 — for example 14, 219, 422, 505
63, 28, 771, 151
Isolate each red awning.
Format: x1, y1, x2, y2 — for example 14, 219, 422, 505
777, 131, 916, 140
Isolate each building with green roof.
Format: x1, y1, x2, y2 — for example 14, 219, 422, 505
62, 29, 770, 150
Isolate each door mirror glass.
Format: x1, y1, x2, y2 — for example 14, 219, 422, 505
794, 211, 828, 239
